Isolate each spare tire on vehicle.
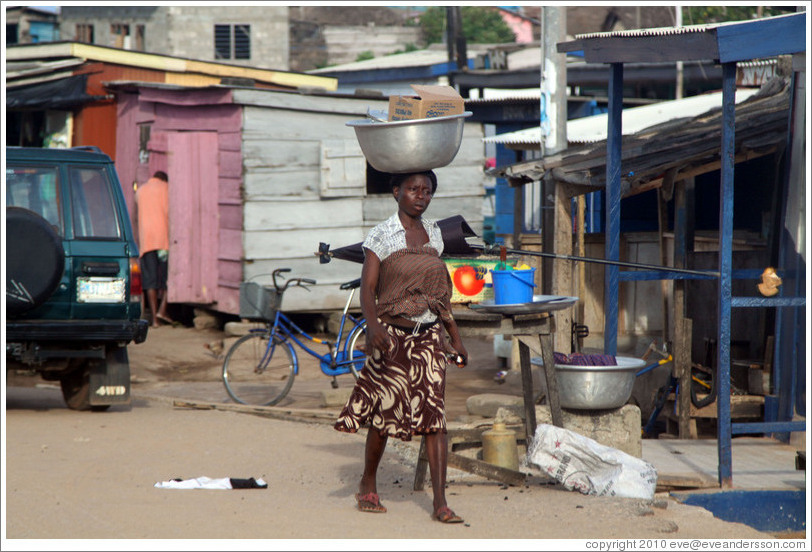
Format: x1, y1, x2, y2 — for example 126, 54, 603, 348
6, 206, 65, 316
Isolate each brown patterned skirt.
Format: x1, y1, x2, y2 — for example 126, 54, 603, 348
334, 321, 448, 441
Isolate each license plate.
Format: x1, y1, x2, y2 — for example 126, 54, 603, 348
77, 277, 126, 303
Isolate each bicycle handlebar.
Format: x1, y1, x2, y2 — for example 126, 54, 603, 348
271, 268, 317, 292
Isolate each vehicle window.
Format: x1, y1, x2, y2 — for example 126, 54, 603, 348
69, 166, 120, 238
5, 165, 63, 233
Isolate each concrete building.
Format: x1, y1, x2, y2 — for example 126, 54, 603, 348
5, 6, 60, 45
58, 5, 289, 71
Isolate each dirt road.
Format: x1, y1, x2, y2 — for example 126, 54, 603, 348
4, 324, 777, 544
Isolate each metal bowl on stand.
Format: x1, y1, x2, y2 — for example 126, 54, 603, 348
346, 112, 472, 173
531, 355, 647, 410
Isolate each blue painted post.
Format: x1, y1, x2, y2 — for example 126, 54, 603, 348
717, 62, 736, 488
604, 63, 623, 356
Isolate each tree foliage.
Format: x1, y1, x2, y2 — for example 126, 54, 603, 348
682, 5, 797, 25
419, 7, 515, 45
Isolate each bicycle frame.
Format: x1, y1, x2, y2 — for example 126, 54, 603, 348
252, 285, 365, 377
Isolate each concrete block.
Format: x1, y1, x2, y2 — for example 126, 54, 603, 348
495, 403, 643, 458
193, 309, 219, 330
321, 388, 352, 408
224, 321, 266, 337
466, 393, 524, 418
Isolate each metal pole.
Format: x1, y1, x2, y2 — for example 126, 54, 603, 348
469, 244, 718, 277
675, 6, 684, 99
717, 62, 736, 489
605, 63, 624, 357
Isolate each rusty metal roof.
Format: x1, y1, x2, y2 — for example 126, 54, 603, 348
491, 77, 791, 199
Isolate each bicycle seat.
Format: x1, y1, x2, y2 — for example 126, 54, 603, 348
340, 278, 361, 290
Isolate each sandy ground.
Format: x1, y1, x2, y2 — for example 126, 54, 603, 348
3, 323, 786, 547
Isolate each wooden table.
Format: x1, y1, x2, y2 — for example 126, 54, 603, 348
413, 300, 574, 489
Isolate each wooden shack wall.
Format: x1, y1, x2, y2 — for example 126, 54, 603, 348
114, 88, 244, 314
234, 89, 486, 313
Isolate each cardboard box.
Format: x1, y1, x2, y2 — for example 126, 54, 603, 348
444, 256, 519, 304
389, 84, 465, 121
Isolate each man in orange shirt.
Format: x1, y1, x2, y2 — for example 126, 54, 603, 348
135, 171, 172, 327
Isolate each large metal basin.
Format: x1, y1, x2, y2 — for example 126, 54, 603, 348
531, 356, 646, 410
346, 112, 472, 173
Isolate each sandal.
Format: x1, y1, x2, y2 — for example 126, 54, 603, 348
156, 313, 176, 325
434, 506, 463, 524
355, 492, 387, 513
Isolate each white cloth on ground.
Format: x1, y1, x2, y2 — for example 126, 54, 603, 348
154, 476, 267, 490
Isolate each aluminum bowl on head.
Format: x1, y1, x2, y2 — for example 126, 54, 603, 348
531, 355, 647, 410
346, 112, 472, 174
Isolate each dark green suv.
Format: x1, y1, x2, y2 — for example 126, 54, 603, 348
5, 146, 148, 410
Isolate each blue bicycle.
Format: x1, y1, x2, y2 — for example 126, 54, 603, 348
222, 268, 367, 406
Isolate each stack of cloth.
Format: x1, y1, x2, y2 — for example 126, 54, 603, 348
553, 352, 617, 366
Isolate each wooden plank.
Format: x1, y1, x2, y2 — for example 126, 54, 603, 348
568, 33, 720, 64
242, 140, 321, 171
217, 259, 242, 287
233, 88, 389, 116
552, 178, 574, 353
244, 168, 322, 200
413, 436, 429, 491
677, 318, 693, 438
244, 227, 363, 260
244, 256, 362, 286
655, 472, 719, 492
243, 198, 363, 231
413, 440, 526, 489
716, 13, 806, 63
171, 398, 338, 423
538, 334, 564, 429
363, 196, 484, 228
447, 451, 526, 486
518, 340, 538, 443
218, 204, 241, 231
153, 103, 241, 133
666, 394, 765, 420
219, 149, 242, 178
218, 130, 242, 152
218, 176, 242, 205
218, 229, 242, 262
241, 106, 372, 140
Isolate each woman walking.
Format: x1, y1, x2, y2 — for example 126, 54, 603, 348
334, 170, 468, 523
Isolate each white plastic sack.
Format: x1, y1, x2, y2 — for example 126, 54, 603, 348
526, 423, 658, 500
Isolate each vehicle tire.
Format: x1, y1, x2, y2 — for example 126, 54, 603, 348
6, 206, 65, 316
222, 332, 296, 406
61, 364, 93, 411
346, 321, 368, 379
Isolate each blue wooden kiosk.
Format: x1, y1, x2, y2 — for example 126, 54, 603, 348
556, 12, 806, 488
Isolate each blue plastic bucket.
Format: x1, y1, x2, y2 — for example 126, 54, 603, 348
490, 268, 536, 304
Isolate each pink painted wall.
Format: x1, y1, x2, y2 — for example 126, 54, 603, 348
114, 87, 243, 314
500, 11, 535, 44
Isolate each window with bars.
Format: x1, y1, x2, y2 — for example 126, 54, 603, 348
75, 23, 94, 43
214, 24, 250, 60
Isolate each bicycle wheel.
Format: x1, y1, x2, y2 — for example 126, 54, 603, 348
346, 321, 367, 379
222, 332, 296, 406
